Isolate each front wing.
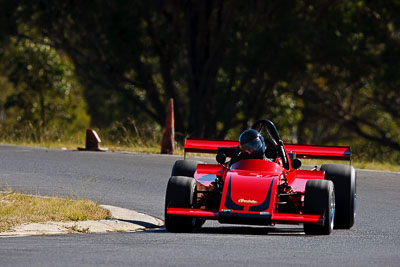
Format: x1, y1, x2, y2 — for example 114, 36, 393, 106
166, 208, 323, 226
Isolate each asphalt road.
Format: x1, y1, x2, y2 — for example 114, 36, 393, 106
0, 145, 399, 266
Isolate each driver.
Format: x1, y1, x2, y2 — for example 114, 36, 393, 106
227, 129, 274, 165
238, 129, 267, 160
218, 129, 281, 166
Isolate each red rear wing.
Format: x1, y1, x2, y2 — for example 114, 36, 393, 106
184, 138, 239, 154
285, 144, 351, 161
184, 138, 351, 161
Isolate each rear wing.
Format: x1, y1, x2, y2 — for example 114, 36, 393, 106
184, 138, 239, 154
285, 144, 351, 161
184, 138, 351, 161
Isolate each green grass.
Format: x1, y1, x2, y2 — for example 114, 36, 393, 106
299, 159, 400, 172
0, 139, 162, 154
352, 161, 400, 172
0, 135, 162, 154
0, 125, 166, 154
0, 189, 111, 232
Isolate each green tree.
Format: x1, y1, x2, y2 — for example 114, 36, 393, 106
1, 0, 399, 156
0, 38, 89, 141
5, 0, 306, 137
291, 1, 400, 153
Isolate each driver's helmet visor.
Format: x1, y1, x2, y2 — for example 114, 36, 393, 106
240, 137, 263, 154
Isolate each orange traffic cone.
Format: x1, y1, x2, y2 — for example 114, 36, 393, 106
78, 129, 108, 151
161, 98, 175, 154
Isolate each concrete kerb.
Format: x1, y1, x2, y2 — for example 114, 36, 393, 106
0, 205, 164, 237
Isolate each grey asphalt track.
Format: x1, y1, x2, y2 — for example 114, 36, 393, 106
0, 145, 399, 266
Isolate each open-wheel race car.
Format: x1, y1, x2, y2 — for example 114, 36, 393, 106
165, 119, 356, 235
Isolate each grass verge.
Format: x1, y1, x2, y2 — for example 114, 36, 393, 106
0, 139, 163, 154
0, 189, 111, 232
299, 159, 400, 172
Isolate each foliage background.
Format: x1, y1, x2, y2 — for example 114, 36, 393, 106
0, 0, 399, 163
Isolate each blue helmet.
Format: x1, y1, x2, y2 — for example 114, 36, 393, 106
239, 129, 265, 157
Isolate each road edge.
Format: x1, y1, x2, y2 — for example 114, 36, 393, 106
0, 205, 164, 237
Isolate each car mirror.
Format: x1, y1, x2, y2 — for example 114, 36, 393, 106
291, 158, 302, 169
216, 152, 227, 164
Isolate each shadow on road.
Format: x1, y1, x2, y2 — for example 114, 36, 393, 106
117, 219, 160, 228
148, 225, 305, 236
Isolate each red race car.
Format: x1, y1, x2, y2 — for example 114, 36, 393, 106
165, 119, 356, 235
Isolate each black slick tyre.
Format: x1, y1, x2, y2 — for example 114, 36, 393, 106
321, 164, 356, 229
304, 179, 335, 235
171, 160, 202, 177
165, 176, 198, 233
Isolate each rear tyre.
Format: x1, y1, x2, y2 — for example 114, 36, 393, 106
321, 164, 356, 229
304, 179, 335, 235
164, 176, 200, 232
171, 160, 202, 177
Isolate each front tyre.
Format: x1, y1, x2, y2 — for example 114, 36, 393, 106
321, 164, 356, 229
304, 179, 335, 235
165, 176, 199, 233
